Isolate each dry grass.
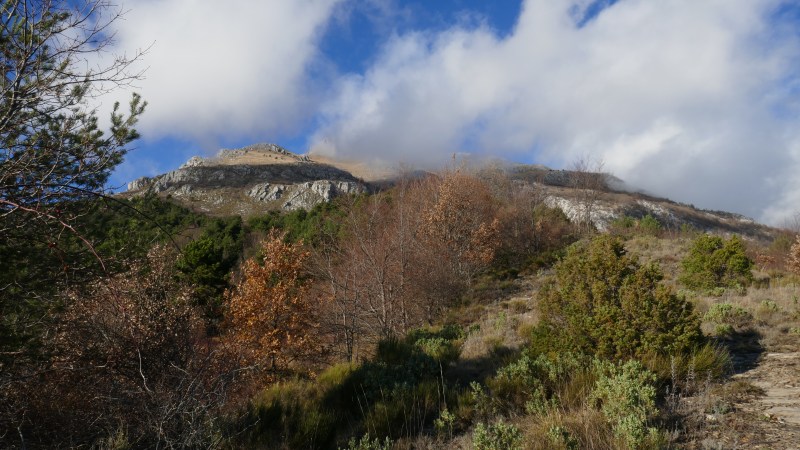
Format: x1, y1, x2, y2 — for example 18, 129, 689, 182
693, 280, 800, 352
460, 308, 527, 362
308, 153, 396, 182
624, 234, 691, 284
523, 407, 617, 450
648, 231, 800, 350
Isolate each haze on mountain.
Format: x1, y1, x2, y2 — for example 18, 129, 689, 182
100, 0, 800, 226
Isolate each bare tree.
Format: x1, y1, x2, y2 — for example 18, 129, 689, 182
312, 234, 367, 362
569, 155, 607, 233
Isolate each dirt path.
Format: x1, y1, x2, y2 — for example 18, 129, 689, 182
726, 352, 800, 449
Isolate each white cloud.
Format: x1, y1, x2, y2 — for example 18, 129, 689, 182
311, 0, 800, 224
105, 0, 341, 142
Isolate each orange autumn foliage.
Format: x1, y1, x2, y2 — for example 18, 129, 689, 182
789, 235, 800, 277
421, 170, 501, 282
224, 232, 321, 380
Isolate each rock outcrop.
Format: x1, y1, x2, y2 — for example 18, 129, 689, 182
125, 144, 369, 215
247, 180, 365, 211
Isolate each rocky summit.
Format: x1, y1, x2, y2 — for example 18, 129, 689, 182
125, 143, 369, 215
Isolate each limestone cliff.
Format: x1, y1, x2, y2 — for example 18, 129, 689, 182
125, 144, 369, 215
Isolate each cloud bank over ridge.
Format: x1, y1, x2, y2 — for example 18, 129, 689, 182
311, 0, 800, 224
107, 0, 800, 224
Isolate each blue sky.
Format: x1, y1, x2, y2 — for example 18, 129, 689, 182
104, 0, 800, 225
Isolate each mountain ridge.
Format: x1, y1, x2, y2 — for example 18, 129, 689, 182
124, 143, 780, 242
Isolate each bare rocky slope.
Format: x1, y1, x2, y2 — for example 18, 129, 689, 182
124, 143, 780, 241
124, 143, 370, 216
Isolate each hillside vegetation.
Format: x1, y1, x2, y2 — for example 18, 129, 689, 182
5, 3, 798, 448
3, 163, 800, 449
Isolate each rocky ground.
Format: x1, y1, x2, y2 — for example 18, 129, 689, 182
681, 351, 800, 450
727, 352, 800, 449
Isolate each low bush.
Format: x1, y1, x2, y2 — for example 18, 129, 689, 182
679, 234, 753, 291
406, 324, 464, 364
704, 303, 753, 331
472, 420, 523, 450
486, 352, 665, 450
488, 352, 589, 413
591, 360, 660, 449
638, 214, 663, 236
340, 433, 392, 450
547, 425, 580, 450
538, 235, 702, 360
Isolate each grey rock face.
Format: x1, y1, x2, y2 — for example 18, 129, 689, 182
180, 156, 205, 168
247, 183, 287, 202
127, 176, 152, 192
217, 143, 292, 159
280, 180, 366, 210
129, 163, 360, 192
246, 180, 366, 210
126, 150, 369, 214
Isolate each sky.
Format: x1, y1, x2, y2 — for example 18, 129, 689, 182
99, 0, 800, 226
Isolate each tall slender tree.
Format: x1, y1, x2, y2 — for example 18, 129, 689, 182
0, 1, 145, 442
224, 232, 323, 381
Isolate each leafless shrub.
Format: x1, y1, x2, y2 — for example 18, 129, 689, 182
5, 246, 235, 448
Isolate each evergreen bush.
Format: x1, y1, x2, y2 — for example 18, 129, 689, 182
538, 235, 702, 360
679, 234, 753, 290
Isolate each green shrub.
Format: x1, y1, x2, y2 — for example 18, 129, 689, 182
538, 235, 702, 359
340, 434, 392, 450
610, 215, 636, 233
547, 426, 579, 450
610, 215, 661, 237
472, 421, 523, 450
679, 234, 754, 290
467, 381, 496, 422
434, 408, 457, 438
638, 214, 662, 235
704, 303, 753, 330
755, 300, 781, 322
591, 360, 659, 449
758, 299, 779, 312
406, 324, 464, 364
246, 379, 338, 449
713, 323, 735, 337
